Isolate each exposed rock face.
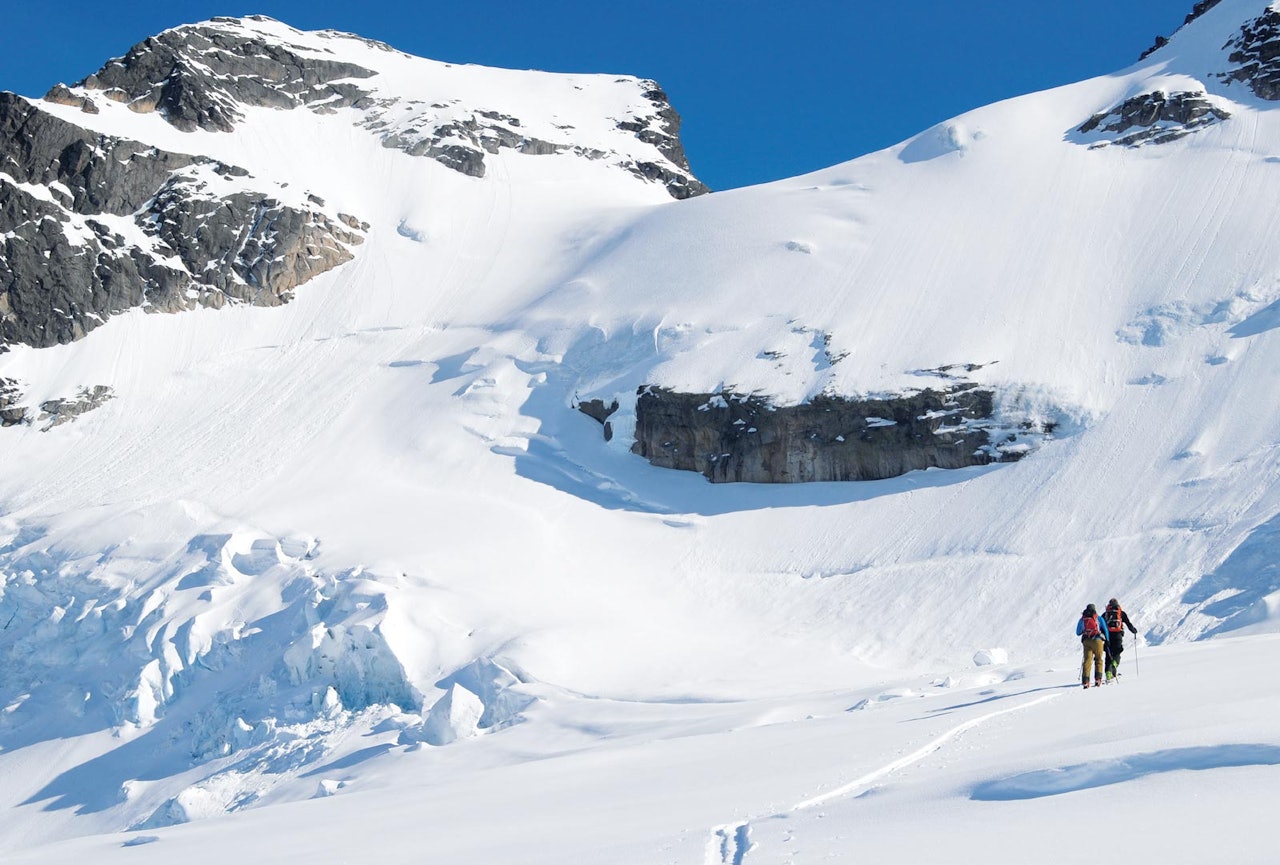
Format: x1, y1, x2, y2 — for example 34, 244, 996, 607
377, 111, 568, 179
143, 181, 362, 306
0, 93, 364, 349
608, 385, 1034, 484
1077, 90, 1230, 147
0, 377, 26, 426
1221, 9, 1280, 100
37, 385, 114, 429
617, 87, 709, 199
66, 17, 379, 132
370, 84, 709, 198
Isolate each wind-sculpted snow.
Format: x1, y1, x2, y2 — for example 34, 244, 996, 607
1175, 511, 1280, 637
1114, 284, 1280, 347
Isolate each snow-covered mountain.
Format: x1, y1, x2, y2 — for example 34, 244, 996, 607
3, 4, 1280, 860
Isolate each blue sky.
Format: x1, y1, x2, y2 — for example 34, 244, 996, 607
0, 1, 1198, 190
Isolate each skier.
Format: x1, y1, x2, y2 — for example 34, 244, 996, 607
1103, 598, 1138, 681
1076, 603, 1107, 689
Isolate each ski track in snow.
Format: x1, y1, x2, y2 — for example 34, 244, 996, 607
704, 692, 1060, 862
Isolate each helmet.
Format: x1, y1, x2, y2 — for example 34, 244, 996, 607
1108, 598, 1119, 607
1085, 603, 1096, 614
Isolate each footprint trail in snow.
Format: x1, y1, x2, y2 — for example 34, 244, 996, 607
705, 692, 1060, 861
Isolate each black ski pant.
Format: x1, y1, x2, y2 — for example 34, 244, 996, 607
1107, 636, 1125, 673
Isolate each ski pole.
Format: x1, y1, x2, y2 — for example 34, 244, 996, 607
1133, 632, 1139, 678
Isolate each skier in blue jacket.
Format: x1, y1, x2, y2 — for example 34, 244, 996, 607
1076, 603, 1107, 688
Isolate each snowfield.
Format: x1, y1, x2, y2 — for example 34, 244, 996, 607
3, 2, 1280, 861
7, 637, 1280, 863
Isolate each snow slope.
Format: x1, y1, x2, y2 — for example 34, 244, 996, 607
3, 2, 1280, 857
8, 637, 1280, 863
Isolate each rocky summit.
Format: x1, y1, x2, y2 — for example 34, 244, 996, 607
1, 15, 705, 354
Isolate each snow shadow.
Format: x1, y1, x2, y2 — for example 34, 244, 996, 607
431, 350, 481, 384
971, 744, 1280, 801
300, 743, 396, 777
1180, 512, 1280, 636
899, 122, 975, 163
22, 725, 199, 815
1229, 298, 1280, 338
922, 683, 1079, 718
511, 385, 997, 516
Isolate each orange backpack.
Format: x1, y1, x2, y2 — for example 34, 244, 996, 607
1106, 605, 1124, 633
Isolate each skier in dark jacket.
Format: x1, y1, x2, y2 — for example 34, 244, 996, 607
1103, 598, 1138, 681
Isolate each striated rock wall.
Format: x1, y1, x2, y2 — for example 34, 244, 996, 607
606, 385, 1033, 484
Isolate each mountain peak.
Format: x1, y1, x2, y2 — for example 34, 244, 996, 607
42, 16, 707, 199
3, 15, 708, 348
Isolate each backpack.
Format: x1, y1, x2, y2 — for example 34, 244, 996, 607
1081, 614, 1102, 640
1106, 605, 1124, 633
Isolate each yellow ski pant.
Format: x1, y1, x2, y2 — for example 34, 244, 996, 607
1081, 638, 1106, 681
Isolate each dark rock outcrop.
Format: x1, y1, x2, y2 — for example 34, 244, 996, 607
64, 17, 379, 132
37, 385, 113, 429
142, 181, 361, 307
1077, 90, 1230, 147
372, 85, 709, 199
603, 385, 1034, 484
1221, 9, 1280, 100
0, 378, 26, 426
618, 86, 710, 199
0, 93, 363, 349
378, 114, 564, 179
576, 398, 619, 441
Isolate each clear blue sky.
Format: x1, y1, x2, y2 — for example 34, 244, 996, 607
0, 1, 1197, 190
